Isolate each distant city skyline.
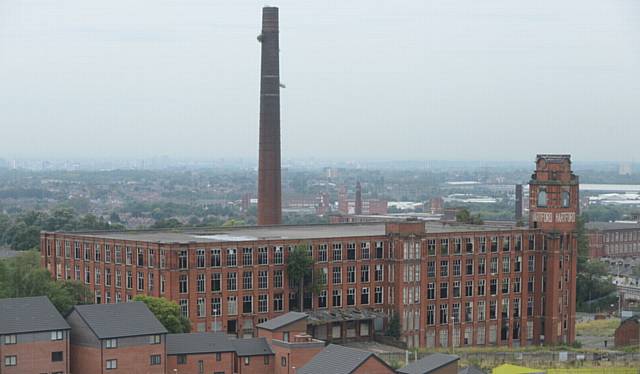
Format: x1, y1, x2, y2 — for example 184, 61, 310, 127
1, 0, 639, 161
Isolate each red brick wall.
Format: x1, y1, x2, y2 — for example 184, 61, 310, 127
166, 352, 235, 374
70, 344, 101, 374
352, 356, 395, 374
0, 339, 68, 374
236, 355, 275, 374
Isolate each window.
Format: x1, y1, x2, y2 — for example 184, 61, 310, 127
4, 355, 16, 366
332, 289, 342, 307
243, 271, 253, 290
361, 242, 370, 259
106, 338, 117, 348
537, 189, 547, 207
375, 286, 383, 304
212, 297, 222, 316
51, 330, 64, 341
179, 274, 188, 293
361, 287, 369, 304
227, 249, 237, 266
332, 243, 342, 261
150, 355, 161, 365
211, 249, 221, 267
490, 236, 498, 252
478, 258, 486, 275
211, 273, 221, 292
243, 295, 253, 314
440, 260, 448, 277
4, 335, 16, 344
136, 247, 144, 266
244, 356, 250, 365
258, 270, 268, 289
274, 293, 284, 311
465, 238, 474, 253
106, 359, 117, 370
177, 355, 187, 365
347, 242, 356, 260
258, 247, 268, 265
440, 239, 449, 255
180, 299, 189, 318
148, 248, 155, 267
427, 304, 435, 325
360, 265, 370, 282
375, 264, 384, 282
274, 270, 283, 288
51, 351, 63, 362
347, 288, 356, 306
440, 282, 448, 298
562, 191, 570, 208
490, 279, 497, 295
178, 250, 188, 269
196, 249, 205, 268
453, 281, 461, 298
264, 355, 270, 365
242, 247, 253, 266
454, 238, 462, 254
333, 267, 342, 284
281, 357, 287, 367
465, 280, 473, 297
137, 271, 144, 291
197, 298, 206, 317
502, 237, 511, 252
502, 256, 510, 273
274, 247, 283, 264
478, 300, 486, 321
427, 283, 435, 300
318, 290, 327, 308
227, 272, 237, 291
427, 261, 435, 277
318, 244, 328, 262
440, 304, 448, 324
453, 259, 461, 276
528, 255, 535, 272
347, 266, 356, 283
150, 335, 161, 344
502, 278, 510, 294
258, 294, 268, 313
490, 257, 498, 274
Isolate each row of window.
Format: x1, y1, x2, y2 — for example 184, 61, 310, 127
417, 297, 534, 326
105, 355, 162, 370
176, 353, 269, 367
2, 330, 64, 345
403, 235, 532, 260
3, 352, 64, 367
104, 335, 161, 349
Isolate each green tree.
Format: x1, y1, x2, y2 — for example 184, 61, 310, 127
385, 313, 401, 337
455, 208, 484, 225
133, 295, 191, 333
285, 244, 315, 312
0, 251, 93, 314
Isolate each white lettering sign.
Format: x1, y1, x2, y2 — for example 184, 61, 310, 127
555, 212, 575, 223
533, 212, 553, 223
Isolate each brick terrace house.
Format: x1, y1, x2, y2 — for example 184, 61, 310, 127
65, 302, 167, 373
396, 353, 459, 374
0, 296, 71, 374
256, 312, 325, 374
614, 315, 639, 347
296, 343, 395, 374
166, 332, 274, 374
41, 154, 579, 349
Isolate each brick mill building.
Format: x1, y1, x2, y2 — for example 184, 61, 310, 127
585, 221, 640, 258
41, 155, 579, 349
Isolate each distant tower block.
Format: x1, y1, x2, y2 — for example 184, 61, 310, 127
515, 184, 523, 220
355, 182, 363, 215
257, 7, 282, 225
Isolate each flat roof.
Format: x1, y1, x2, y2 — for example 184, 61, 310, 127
586, 222, 640, 231
46, 222, 527, 244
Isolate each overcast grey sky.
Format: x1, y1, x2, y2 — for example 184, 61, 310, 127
1, 0, 639, 162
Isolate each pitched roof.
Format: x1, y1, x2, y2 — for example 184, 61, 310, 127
166, 332, 235, 355
72, 302, 167, 339
297, 344, 392, 374
256, 311, 307, 331
232, 337, 274, 356
397, 353, 459, 374
0, 296, 70, 335
459, 366, 486, 374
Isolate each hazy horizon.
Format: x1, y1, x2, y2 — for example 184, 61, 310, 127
1, 0, 639, 162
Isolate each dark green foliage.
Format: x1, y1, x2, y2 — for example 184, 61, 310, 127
455, 208, 484, 224
133, 295, 191, 333
285, 244, 316, 312
0, 251, 93, 314
385, 313, 401, 337
0, 207, 123, 251
575, 216, 617, 312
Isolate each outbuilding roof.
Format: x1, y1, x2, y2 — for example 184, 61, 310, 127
297, 344, 392, 374
397, 353, 459, 374
166, 332, 235, 355
232, 337, 274, 356
0, 296, 70, 335
256, 311, 307, 331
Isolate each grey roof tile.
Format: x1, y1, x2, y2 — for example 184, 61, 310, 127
397, 353, 459, 374
72, 302, 167, 339
256, 311, 307, 331
0, 296, 70, 334
459, 366, 486, 374
297, 344, 391, 374
232, 337, 274, 356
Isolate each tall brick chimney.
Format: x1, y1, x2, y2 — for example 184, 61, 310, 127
257, 7, 282, 225
355, 181, 363, 215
